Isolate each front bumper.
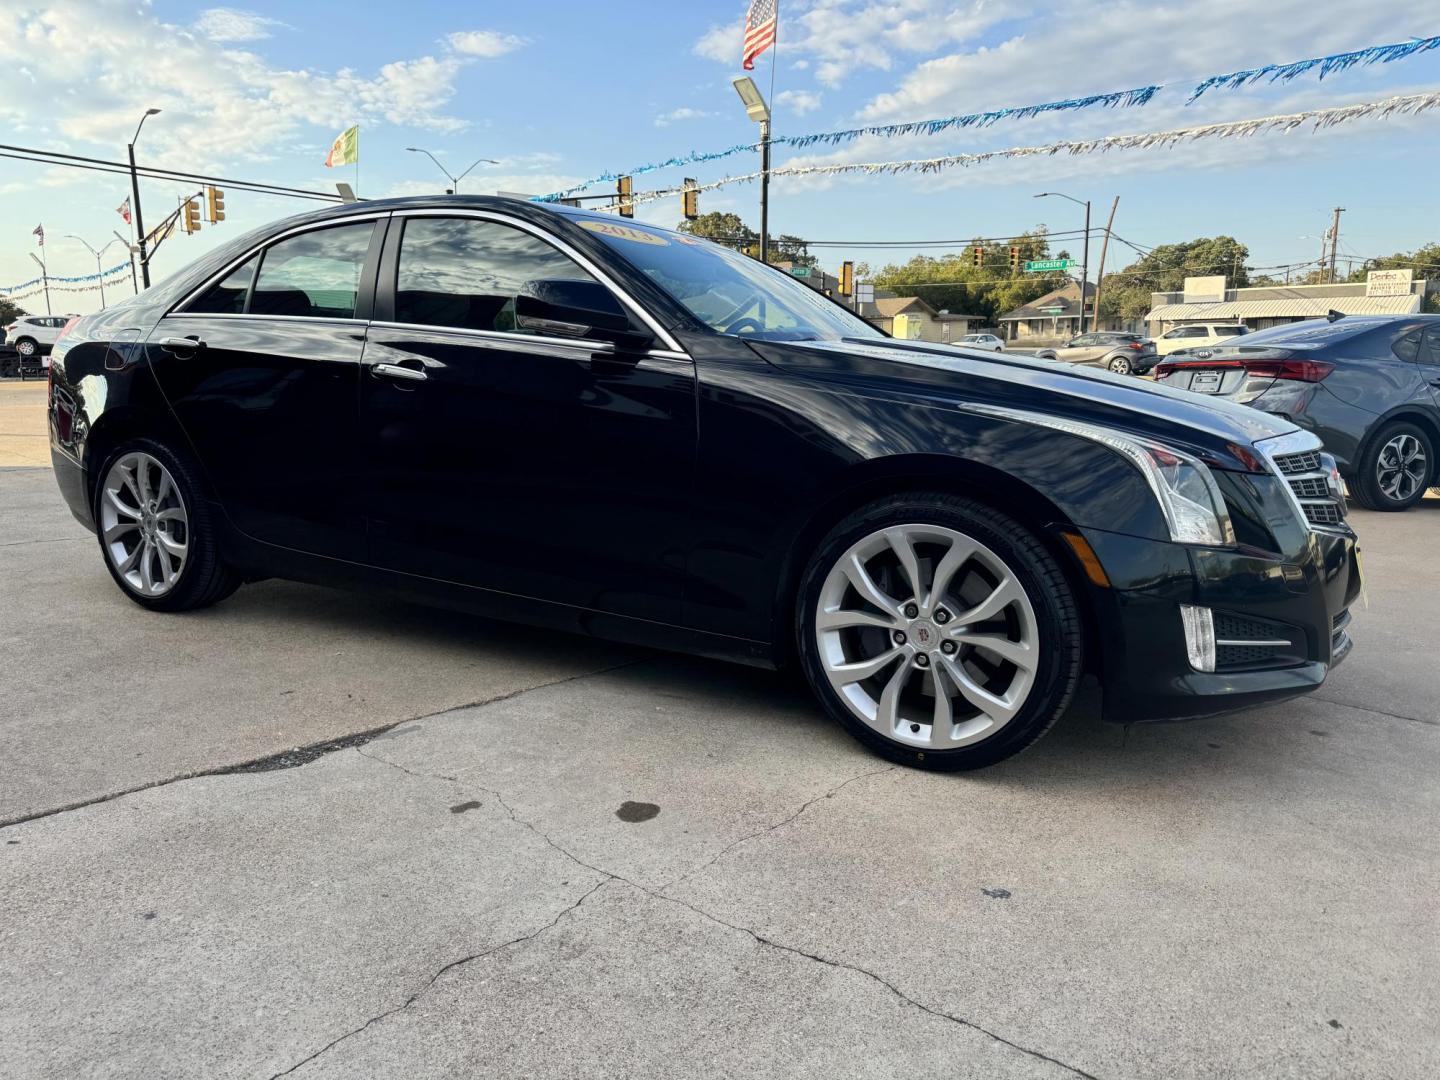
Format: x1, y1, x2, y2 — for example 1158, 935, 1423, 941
1079, 525, 1360, 724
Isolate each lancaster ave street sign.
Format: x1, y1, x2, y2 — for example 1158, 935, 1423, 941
1025, 258, 1075, 272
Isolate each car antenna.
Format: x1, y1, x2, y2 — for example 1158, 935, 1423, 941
1326, 309, 1345, 323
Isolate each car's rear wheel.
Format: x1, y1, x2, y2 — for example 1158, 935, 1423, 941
1351, 421, 1433, 511
1107, 355, 1133, 375
94, 439, 241, 611
796, 494, 1082, 771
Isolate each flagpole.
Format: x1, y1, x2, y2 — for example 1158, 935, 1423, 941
354, 123, 360, 198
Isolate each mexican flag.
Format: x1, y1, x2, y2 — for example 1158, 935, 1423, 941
325, 125, 359, 167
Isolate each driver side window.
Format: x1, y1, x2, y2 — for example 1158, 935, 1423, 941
395, 217, 626, 336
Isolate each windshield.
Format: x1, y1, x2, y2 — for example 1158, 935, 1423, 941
577, 219, 882, 342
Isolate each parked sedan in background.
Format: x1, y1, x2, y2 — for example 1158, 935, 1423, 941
1155, 314, 1440, 511
1035, 332, 1158, 375
954, 332, 1004, 352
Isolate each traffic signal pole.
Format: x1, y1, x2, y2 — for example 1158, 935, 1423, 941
128, 141, 149, 289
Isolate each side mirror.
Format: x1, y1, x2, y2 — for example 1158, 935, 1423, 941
515, 279, 652, 352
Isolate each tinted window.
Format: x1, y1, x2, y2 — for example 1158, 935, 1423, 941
396, 217, 609, 334
1392, 330, 1421, 362
1069, 335, 1095, 346
1419, 327, 1440, 367
1213, 325, 1248, 336
251, 223, 374, 319
187, 256, 258, 314
580, 218, 881, 343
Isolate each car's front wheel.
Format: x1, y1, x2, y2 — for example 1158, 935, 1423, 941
797, 494, 1082, 771
14, 338, 37, 358
94, 438, 241, 611
1351, 421, 1433, 511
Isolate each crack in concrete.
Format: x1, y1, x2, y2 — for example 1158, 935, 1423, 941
1306, 693, 1439, 728
0, 535, 89, 548
266, 878, 611, 1079
0, 658, 648, 830
662, 765, 896, 891
355, 744, 1098, 1079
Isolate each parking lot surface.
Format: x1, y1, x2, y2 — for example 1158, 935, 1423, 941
2, 378, 1437, 1079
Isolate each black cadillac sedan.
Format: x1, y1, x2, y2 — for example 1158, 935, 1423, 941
47, 196, 1361, 770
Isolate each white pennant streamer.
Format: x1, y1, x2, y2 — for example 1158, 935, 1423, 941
608, 91, 1440, 209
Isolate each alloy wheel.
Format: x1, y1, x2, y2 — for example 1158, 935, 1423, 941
1108, 356, 1132, 375
815, 524, 1039, 750
16, 340, 35, 357
100, 451, 189, 596
1377, 433, 1427, 503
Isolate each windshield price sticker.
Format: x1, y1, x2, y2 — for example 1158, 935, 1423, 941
579, 221, 670, 246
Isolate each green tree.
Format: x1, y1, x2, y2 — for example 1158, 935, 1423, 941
866, 228, 1071, 324
1096, 236, 1250, 324
0, 298, 27, 325
676, 213, 818, 269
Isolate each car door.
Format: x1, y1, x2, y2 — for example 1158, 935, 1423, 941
358, 210, 697, 625
1056, 334, 1096, 363
1416, 325, 1440, 412
144, 216, 384, 561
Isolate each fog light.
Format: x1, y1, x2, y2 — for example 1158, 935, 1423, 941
1179, 604, 1216, 673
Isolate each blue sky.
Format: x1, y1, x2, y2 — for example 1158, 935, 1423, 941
3, 0, 1439, 313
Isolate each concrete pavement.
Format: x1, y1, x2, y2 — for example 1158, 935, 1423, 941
1, 381, 1437, 1078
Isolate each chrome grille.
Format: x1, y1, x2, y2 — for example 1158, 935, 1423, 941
1256, 432, 1346, 532
1273, 449, 1322, 476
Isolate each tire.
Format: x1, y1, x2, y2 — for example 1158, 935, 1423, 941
796, 493, 1082, 771
1107, 354, 1133, 375
14, 338, 37, 358
1350, 421, 1433, 511
93, 437, 241, 612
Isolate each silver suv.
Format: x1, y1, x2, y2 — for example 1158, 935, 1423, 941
1036, 332, 1158, 375
4, 315, 75, 359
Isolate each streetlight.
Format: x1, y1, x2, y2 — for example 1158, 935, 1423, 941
28, 253, 51, 315
64, 236, 126, 310
405, 148, 499, 194
732, 76, 772, 264
128, 108, 161, 289
1035, 192, 1091, 333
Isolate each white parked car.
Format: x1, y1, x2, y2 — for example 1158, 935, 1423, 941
4, 314, 76, 359
954, 332, 1004, 352
1154, 322, 1250, 357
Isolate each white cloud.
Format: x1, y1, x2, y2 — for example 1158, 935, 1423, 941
655, 106, 712, 127
693, 22, 737, 64
776, 89, 822, 116
446, 29, 526, 58
192, 8, 284, 43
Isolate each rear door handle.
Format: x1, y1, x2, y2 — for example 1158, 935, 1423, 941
372, 362, 428, 382
1429, 378, 1440, 388
159, 336, 205, 353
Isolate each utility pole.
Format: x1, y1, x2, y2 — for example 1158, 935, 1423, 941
1327, 207, 1344, 284
113, 231, 139, 294
1090, 196, 1119, 331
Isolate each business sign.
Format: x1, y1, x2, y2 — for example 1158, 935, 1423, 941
854, 282, 875, 305
1025, 258, 1074, 273
1366, 268, 1413, 297
1183, 275, 1227, 304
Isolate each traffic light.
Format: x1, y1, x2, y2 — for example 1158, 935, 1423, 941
972, 246, 983, 268
839, 260, 854, 297
1009, 245, 1021, 270
182, 197, 201, 235
617, 175, 634, 218
206, 186, 225, 224
682, 177, 698, 220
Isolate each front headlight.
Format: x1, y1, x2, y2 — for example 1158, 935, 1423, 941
966, 407, 1235, 546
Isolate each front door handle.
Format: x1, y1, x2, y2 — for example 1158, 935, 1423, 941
372, 362, 428, 382
159, 336, 205, 353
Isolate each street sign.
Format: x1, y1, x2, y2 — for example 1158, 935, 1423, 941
789, 266, 812, 278
855, 283, 875, 305
1039, 305, 1066, 314
1025, 258, 1074, 273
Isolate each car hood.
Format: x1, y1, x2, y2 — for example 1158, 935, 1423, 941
750, 337, 1296, 471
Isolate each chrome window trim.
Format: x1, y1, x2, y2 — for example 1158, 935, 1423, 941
366, 319, 692, 365
389, 207, 685, 354
171, 213, 390, 317
161, 312, 370, 327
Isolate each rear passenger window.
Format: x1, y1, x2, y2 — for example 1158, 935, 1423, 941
1392, 330, 1420, 362
1418, 327, 1440, 367
251, 223, 374, 319
187, 256, 257, 314
395, 216, 609, 334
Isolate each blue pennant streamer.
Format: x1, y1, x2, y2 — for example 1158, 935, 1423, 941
1, 260, 133, 294
1189, 34, 1440, 101
537, 31, 1440, 202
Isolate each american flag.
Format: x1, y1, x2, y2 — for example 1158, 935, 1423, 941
32, 223, 44, 247
116, 198, 132, 225
742, 0, 777, 71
